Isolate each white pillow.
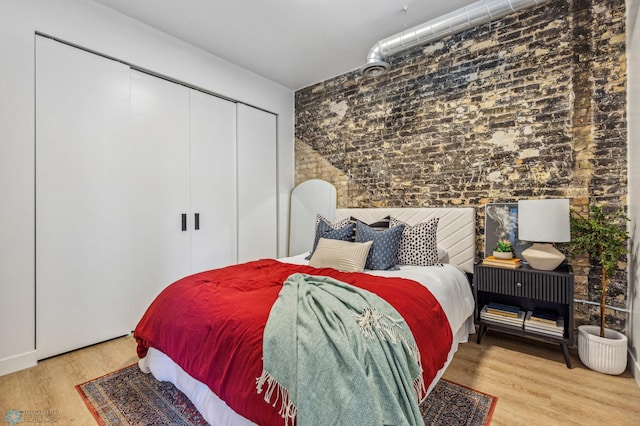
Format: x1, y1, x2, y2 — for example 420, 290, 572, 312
437, 246, 449, 262
309, 238, 373, 272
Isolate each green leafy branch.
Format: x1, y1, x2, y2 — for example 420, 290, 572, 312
567, 203, 629, 337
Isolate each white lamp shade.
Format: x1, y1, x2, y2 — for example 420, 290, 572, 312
518, 199, 570, 243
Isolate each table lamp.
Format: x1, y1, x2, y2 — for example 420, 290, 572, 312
517, 199, 570, 270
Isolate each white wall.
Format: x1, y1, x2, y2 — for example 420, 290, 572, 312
0, 0, 294, 375
627, 0, 640, 386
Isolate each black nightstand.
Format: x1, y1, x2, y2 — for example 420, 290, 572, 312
474, 263, 574, 368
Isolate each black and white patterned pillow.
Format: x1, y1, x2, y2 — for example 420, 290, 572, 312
390, 217, 442, 267
306, 215, 355, 259
350, 216, 390, 231
355, 220, 405, 270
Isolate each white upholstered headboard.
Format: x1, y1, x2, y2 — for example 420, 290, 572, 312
334, 208, 476, 274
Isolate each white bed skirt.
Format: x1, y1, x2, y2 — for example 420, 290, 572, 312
139, 317, 474, 426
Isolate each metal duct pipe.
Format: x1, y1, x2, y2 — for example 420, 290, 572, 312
361, 0, 549, 77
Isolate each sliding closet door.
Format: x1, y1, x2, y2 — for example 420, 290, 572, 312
129, 70, 191, 322
36, 37, 133, 359
189, 90, 237, 272
237, 104, 278, 262
36, 39, 270, 359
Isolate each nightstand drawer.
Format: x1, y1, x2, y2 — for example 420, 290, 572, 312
475, 265, 572, 304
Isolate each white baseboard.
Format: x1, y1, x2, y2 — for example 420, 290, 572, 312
0, 350, 37, 377
630, 349, 640, 387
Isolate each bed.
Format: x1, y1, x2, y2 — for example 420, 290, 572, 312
134, 207, 476, 425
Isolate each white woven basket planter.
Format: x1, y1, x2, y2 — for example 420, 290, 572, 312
578, 325, 628, 375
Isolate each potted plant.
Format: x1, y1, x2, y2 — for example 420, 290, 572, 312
493, 239, 514, 259
568, 203, 630, 375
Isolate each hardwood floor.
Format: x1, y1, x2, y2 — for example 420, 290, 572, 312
0, 331, 639, 425
443, 332, 640, 426
0, 335, 138, 425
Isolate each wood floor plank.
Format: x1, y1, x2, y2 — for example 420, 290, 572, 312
0, 331, 639, 425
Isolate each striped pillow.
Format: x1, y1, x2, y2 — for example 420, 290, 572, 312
308, 238, 373, 272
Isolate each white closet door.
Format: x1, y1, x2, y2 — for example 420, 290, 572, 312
189, 90, 237, 272
129, 71, 191, 323
36, 37, 133, 359
237, 104, 278, 262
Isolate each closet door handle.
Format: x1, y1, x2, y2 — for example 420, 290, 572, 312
194, 213, 200, 230
181, 214, 187, 231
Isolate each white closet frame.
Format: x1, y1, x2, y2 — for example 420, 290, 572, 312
35, 36, 277, 359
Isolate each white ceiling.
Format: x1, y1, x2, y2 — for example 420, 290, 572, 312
91, 0, 477, 90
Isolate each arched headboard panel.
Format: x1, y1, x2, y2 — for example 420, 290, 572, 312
288, 179, 336, 256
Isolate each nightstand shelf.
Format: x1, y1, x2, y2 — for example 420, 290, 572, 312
474, 263, 574, 368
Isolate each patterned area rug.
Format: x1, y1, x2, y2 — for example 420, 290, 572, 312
77, 364, 496, 425
421, 379, 497, 425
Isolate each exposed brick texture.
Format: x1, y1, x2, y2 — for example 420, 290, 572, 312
294, 0, 628, 333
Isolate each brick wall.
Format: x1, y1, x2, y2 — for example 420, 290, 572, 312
294, 0, 628, 332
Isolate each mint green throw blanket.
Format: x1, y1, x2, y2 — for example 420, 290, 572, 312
256, 273, 424, 426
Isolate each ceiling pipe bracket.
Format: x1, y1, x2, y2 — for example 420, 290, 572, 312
360, 0, 549, 77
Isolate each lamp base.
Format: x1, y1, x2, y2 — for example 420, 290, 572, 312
521, 243, 565, 271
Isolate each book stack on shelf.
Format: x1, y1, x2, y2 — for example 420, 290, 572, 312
524, 310, 565, 337
482, 256, 522, 269
480, 302, 525, 328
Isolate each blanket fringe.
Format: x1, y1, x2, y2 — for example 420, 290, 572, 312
256, 370, 297, 426
353, 307, 405, 343
353, 307, 422, 364
354, 307, 427, 401
414, 372, 426, 401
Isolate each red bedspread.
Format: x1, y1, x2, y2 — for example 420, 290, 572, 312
134, 259, 452, 425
